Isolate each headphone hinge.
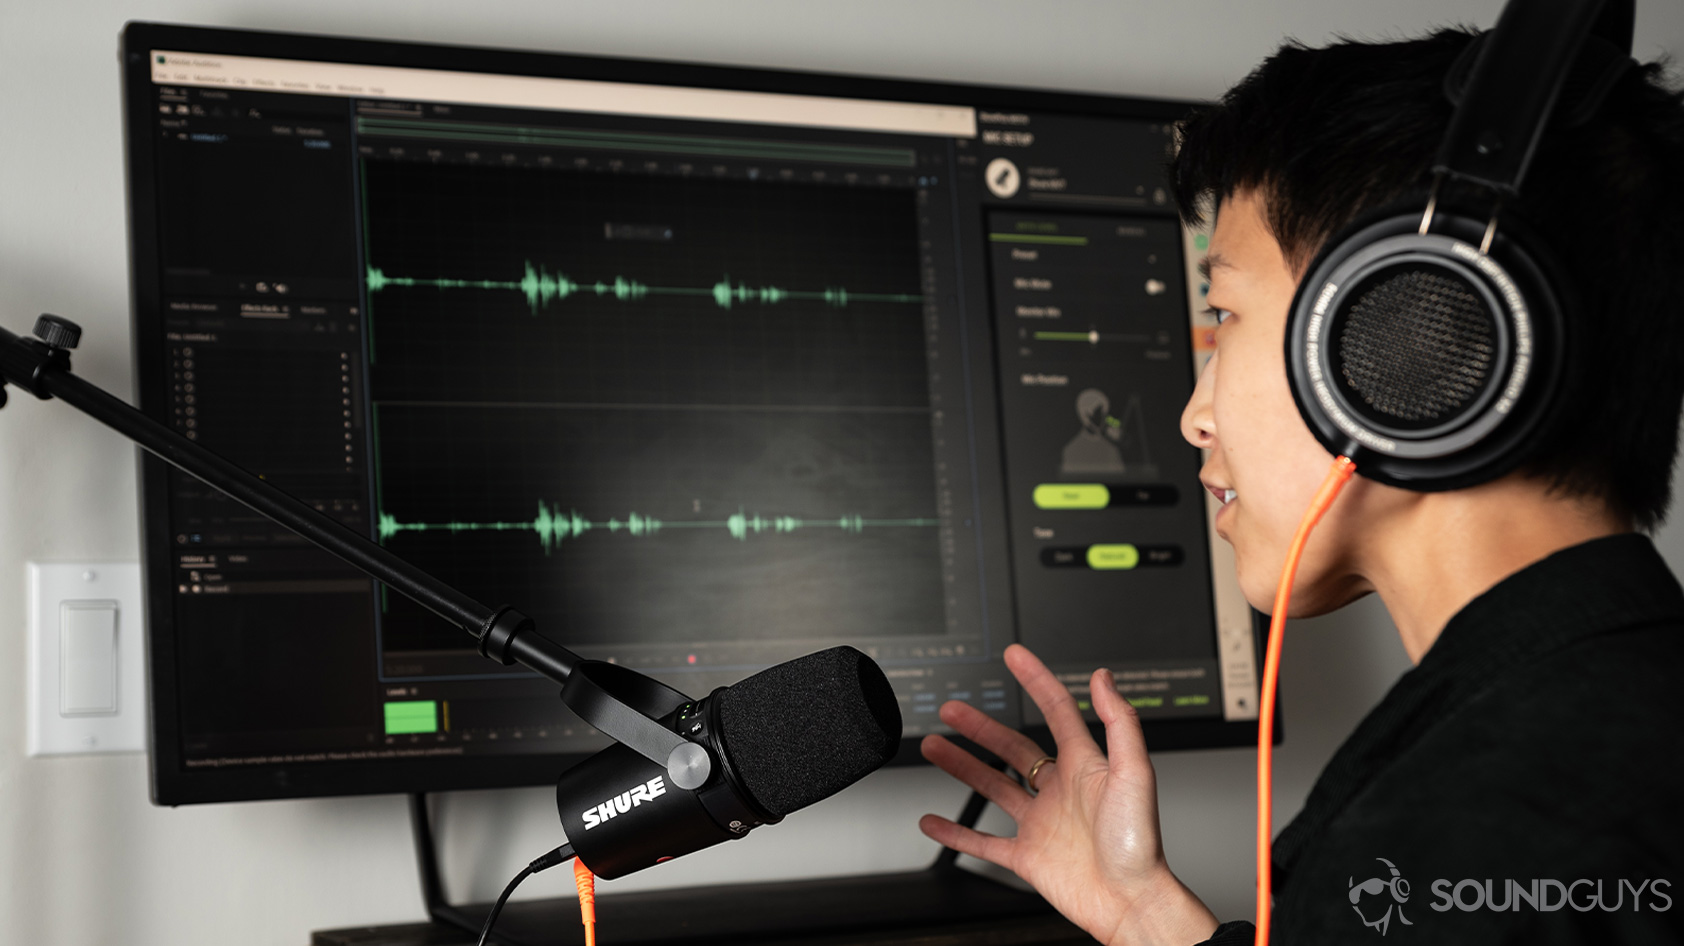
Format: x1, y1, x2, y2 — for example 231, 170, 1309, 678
1418, 174, 1444, 236
1479, 200, 1504, 256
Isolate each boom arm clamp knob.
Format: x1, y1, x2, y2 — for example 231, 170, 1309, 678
34, 314, 82, 351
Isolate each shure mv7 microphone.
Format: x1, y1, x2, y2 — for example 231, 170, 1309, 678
556, 646, 902, 879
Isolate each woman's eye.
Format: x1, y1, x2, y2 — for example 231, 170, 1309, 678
1206, 307, 1232, 326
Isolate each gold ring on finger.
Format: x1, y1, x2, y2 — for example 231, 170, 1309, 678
1024, 755, 1056, 794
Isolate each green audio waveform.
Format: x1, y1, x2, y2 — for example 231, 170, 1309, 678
366, 262, 924, 315
377, 500, 939, 554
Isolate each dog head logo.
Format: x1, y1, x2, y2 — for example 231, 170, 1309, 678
1349, 857, 1414, 935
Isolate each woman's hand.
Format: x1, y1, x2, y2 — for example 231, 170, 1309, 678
918, 643, 1219, 946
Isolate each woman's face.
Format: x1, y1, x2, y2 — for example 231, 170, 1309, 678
1179, 190, 1382, 615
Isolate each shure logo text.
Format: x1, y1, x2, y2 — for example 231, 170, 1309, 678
581, 775, 667, 830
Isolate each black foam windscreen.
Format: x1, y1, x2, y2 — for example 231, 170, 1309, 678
1332, 263, 1499, 429
714, 645, 902, 818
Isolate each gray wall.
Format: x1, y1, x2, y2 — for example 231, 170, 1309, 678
4, 1, 1682, 943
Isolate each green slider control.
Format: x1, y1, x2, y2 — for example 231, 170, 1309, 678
1033, 483, 1110, 509
1086, 544, 1141, 570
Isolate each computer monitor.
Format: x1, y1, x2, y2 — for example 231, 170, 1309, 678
122, 22, 1264, 805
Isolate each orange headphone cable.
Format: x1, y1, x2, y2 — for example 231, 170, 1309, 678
575, 856, 598, 946
1256, 454, 1357, 945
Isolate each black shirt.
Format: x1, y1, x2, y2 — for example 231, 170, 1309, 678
1202, 533, 1684, 944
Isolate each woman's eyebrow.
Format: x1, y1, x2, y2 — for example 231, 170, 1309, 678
1197, 252, 1233, 282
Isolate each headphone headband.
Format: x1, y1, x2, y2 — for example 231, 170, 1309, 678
1434, 0, 1635, 195
1282, 0, 1631, 490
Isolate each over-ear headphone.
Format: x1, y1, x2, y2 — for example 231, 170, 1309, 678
1284, 0, 1637, 491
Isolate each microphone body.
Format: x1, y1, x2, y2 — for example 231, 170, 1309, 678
556, 694, 772, 878
556, 646, 901, 879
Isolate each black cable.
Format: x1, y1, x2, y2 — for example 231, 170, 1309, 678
474, 843, 575, 946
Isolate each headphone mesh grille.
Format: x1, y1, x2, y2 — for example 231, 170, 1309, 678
1336, 268, 1496, 425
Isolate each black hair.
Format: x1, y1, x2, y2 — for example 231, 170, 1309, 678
1171, 29, 1684, 530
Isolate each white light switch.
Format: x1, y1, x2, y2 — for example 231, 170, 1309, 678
28, 563, 146, 755
60, 601, 119, 715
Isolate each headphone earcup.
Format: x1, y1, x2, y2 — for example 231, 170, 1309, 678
1284, 205, 1568, 491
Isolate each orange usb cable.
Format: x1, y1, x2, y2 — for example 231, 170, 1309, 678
574, 856, 597, 946
1257, 455, 1356, 945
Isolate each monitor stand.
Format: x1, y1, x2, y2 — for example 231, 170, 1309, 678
402, 791, 1065, 946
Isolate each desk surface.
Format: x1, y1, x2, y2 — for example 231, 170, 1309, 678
313, 914, 1098, 946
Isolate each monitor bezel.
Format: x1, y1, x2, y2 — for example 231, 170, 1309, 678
122, 20, 1273, 806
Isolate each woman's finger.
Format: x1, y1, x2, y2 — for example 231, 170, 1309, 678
920, 734, 1031, 820
1089, 667, 1150, 775
938, 698, 1053, 774
1005, 643, 1100, 757
918, 813, 1015, 869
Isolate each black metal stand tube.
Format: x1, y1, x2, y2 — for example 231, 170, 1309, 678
409, 793, 449, 915
506, 631, 581, 684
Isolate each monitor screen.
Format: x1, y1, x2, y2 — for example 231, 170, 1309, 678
123, 23, 1264, 804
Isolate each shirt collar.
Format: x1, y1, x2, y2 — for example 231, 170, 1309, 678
1418, 531, 1684, 676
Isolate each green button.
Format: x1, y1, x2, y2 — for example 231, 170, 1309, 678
1087, 544, 1140, 570
1033, 483, 1110, 509
384, 700, 438, 735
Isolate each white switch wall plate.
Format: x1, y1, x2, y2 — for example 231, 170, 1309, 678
27, 562, 147, 755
